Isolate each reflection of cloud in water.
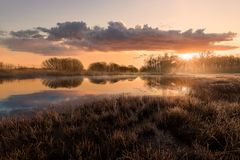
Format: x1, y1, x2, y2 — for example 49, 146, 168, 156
42, 77, 83, 88
0, 90, 105, 116
0, 75, 195, 116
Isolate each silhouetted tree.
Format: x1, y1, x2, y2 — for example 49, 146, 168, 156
127, 65, 138, 72
108, 63, 121, 72
141, 53, 240, 73
88, 62, 138, 72
140, 54, 179, 73
0, 62, 15, 70
0, 62, 3, 70
88, 62, 108, 72
42, 58, 84, 72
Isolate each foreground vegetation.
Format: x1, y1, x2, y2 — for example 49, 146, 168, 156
1, 77, 240, 160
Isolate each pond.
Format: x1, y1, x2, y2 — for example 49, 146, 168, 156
0, 75, 191, 116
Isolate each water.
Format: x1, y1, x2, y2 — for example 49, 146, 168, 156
0, 75, 190, 116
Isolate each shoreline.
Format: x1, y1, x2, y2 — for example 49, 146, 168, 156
1, 68, 240, 80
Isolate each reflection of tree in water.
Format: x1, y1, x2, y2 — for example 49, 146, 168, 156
140, 76, 196, 90
109, 79, 119, 84
42, 77, 83, 89
88, 78, 107, 84
126, 76, 138, 82
108, 76, 138, 84
0, 79, 15, 85
88, 76, 137, 84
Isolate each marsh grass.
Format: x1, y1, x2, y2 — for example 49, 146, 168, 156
190, 78, 240, 102
1, 76, 240, 160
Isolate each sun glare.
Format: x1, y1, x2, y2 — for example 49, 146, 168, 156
179, 53, 198, 60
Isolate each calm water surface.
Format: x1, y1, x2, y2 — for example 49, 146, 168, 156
0, 75, 190, 116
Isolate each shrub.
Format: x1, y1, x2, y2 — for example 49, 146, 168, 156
42, 58, 84, 72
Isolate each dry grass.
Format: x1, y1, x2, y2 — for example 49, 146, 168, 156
190, 78, 240, 102
1, 77, 240, 160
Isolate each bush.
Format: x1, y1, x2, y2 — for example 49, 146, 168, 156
42, 58, 84, 72
88, 62, 138, 72
88, 62, 108, 72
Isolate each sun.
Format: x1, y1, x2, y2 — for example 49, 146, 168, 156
179, 53, 198, 60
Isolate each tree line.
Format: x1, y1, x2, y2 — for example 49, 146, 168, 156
140, 53, 240, 73
42, 58, 138, 72
88, 62, 138, 72
140, 54, 179, 73
2, 54, 240, 73
0, 62, 15, 70
180, 55, 240, 73
42, 58, 84, 72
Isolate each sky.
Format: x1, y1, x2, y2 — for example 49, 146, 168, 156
0, 0, 240, 68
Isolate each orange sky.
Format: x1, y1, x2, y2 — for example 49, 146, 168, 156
0, 47, 145, 68
1, 38, 239, 68
0, 0, 240, 68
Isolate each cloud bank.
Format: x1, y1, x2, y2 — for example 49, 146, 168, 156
0, 21, 237, 55
0, 31, 7, 37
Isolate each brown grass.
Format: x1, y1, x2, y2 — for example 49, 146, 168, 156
1, 76, 240, 160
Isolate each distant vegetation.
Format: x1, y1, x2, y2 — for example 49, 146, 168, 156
141, 52, 240, 74
1, 77, 240, 159
180, 54, 240, 73
42, 58, 84, 72
88, 62, 138, 72
0, 58, 139, 79
140, 54, 178, 73
41, 58, 138, 73
0, 62, 15, 70
1, 53, 240, 79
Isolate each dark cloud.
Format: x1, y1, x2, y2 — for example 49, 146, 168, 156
10, 29, 44, 39
38, 21, 89, 41
1, 38, 73, 55
64, 22, 237, 52
0, 21, 238, 55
